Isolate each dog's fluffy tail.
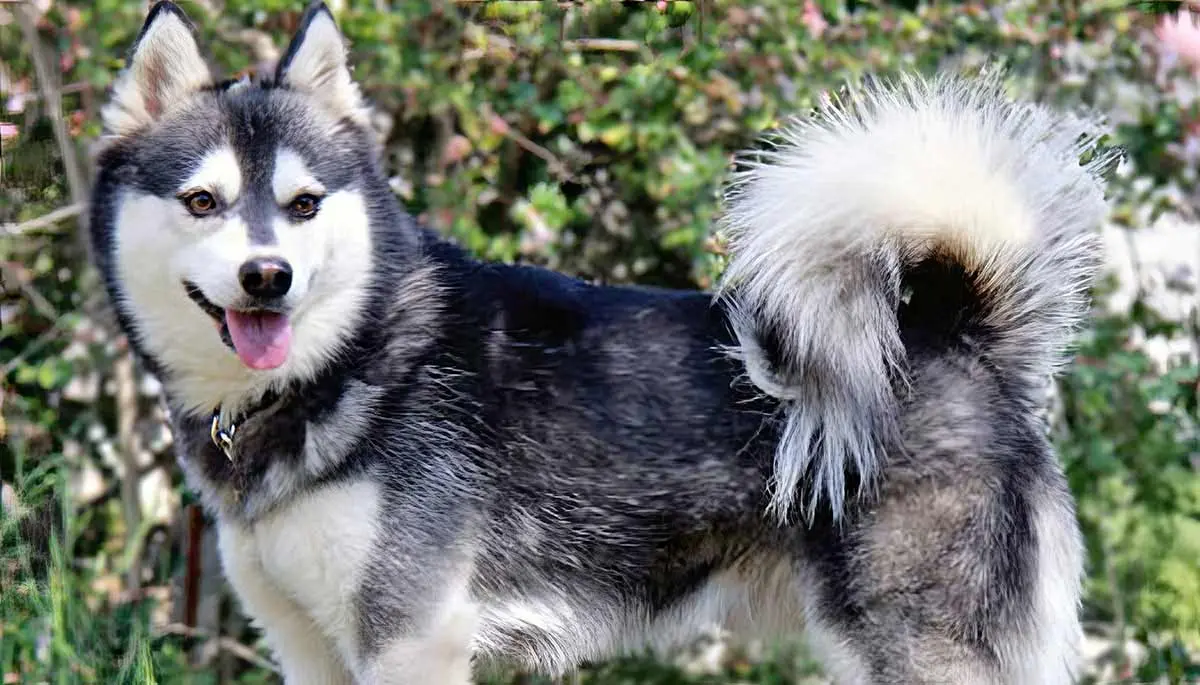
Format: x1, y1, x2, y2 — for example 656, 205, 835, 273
716, 70, 1118, 524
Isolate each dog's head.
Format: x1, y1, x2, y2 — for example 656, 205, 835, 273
92, 1, 392, 414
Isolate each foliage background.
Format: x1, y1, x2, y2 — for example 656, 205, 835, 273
1, 0, 1198, 683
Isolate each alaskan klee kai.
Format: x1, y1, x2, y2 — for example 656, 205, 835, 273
89, 2, 1117, 682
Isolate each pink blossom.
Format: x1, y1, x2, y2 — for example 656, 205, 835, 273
1155, 10, 1200, 72
803, 0, 828, 39
489, 114, 510, 135
0, 122, 18, 140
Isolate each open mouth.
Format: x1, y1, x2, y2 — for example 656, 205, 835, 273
183, 281, 293, 371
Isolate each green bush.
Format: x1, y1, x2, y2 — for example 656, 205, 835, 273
2, 1, 1198, 682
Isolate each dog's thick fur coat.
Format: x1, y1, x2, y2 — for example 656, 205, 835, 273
89, 2, 1117, 683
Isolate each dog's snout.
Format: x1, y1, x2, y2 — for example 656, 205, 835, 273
238, 257, 293, 299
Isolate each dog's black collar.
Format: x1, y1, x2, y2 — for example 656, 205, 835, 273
209, 410, 237, 461
208, 390, 282, 461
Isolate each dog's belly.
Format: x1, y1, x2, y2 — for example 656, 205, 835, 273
471, 552, 806, 674
218, 478, 381, 662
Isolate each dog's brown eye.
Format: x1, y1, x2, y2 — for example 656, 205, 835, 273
288, 194, 320, 220
183, 191, 218, 217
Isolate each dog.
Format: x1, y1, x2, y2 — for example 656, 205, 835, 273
88, 2, 1118, 683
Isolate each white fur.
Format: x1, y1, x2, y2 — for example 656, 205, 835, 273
475, 596, 578, 663
277, 9, 369, 126
1002, 493, 1086, 684
101, 8, 210, 139
113, 146, 374, 417
181, 147, 242, 203
218, 479, 380, 683
630, 557, 803, 657
274, 148, 326, 204
800, 611, 873, 685
716, 70, 1116, 523
472, 557, 805, 676
364, 574, 480, 685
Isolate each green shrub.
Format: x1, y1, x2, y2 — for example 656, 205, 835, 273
2, 1, 1197, 682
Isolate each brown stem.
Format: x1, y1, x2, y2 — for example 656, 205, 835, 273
14, 3, 88, 210
113, 346, 144, 594
153, 623, 280, 674
183, 505, 205, 630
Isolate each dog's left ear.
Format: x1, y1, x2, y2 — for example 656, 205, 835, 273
276, 2, 367, 124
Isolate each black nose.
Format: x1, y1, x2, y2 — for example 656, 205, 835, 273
238, 258, 293, 299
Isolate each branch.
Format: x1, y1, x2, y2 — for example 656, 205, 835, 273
14, 3, 89, 209
562, 38, 642, 53
487, 110, 577, 183
0, 260, 59, 321
15, 3, 149, 601
15, 0, 103, 327
153, 623, 281, 675
0, 315, 66, 378
188, 0, 280, 66
113, 346, 144, 594
1, 203, 85, 236
0, 81, 92, 104
74, 454, 174, 514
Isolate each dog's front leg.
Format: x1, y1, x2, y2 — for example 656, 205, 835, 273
217, 522, 354, 685
355, 583, 479, 685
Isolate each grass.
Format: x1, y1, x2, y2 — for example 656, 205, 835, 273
1, 464, 830, 684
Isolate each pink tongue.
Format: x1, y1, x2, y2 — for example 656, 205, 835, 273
225, 310, 293, 370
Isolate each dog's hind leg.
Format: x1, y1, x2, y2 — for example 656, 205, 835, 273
794, 378, 1085, 684
798, 490, 1084, 684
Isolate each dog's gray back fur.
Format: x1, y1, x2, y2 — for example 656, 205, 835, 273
90, 3, 1116, 683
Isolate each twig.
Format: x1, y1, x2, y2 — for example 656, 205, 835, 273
1, 203, 85, 236
74, 455, 174, 513
153, 623, 281, 675
493, 116, 576, 183
14, 3, 89, 210
113, 347, 144, 594
0, 258, 57, 319
189, 0, 280, 64
15, 0, 103, 335
562, 38, 642, 53
0, 315, 67, 378
1103, 539, 1130, 678
0, 81, 93, 104
17, 2, 149, 603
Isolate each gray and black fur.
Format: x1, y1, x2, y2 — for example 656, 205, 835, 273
89, 2, 1118, 683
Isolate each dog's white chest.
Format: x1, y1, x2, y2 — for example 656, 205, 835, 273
218, 479, 380, 655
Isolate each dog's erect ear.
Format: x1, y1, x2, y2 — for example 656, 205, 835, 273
102, 2, 212, 138
276, 2, 367, 123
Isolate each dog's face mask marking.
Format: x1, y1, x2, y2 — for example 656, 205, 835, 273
99, 2, 376, 414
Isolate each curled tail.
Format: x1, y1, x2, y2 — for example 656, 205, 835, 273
716, 70, 1119, 524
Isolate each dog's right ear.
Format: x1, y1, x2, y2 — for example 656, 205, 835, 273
101, 1, 212, 138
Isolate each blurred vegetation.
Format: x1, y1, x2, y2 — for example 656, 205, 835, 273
2, 0, 1199, 683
